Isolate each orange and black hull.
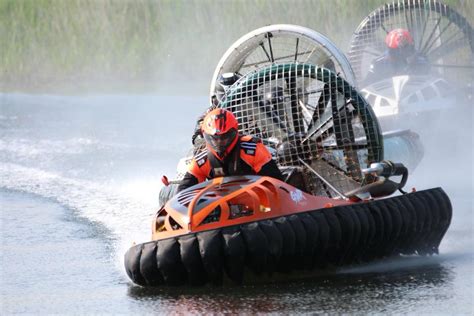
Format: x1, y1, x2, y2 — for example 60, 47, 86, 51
124, 187, 451, 286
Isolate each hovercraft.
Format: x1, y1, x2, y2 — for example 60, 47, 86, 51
347, 0, 474, 131
124, 61, 452, 286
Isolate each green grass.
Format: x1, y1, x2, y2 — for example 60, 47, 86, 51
0, 0, 167, 92
0, 0, 472, 93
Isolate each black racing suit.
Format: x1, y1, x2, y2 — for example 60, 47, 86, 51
364, 50, 431, 85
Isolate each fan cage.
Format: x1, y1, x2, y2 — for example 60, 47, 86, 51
348, 0, 474, 86
211, 24, 356, 102
216, 63, 383, 196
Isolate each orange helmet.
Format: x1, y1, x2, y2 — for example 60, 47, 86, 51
385, 28, 414, 49
201, 109, 239, 159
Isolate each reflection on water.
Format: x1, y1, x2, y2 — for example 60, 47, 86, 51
127, 261, 453, 314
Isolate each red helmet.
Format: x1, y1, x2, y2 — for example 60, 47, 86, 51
201, 109, 239, 159
385, 28, 414, 49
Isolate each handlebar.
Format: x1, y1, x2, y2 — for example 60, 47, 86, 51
362, 160, 407, 178
345, 160, 409, 199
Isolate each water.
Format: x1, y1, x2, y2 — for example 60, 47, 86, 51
1, 93, 473, 314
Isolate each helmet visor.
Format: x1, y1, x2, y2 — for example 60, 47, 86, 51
204, 128, 238, 156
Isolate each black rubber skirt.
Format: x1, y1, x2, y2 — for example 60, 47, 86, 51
124, 187, 452, 286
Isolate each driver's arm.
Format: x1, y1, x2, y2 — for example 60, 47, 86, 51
258, 158, 284, 181
177, 172, 199, 192
177, 158, 208, 192
251, 142, 284, 181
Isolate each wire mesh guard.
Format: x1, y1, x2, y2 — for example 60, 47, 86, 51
347, 0, 474, 87
219, 63, 383, 197
211, 24, 355, 102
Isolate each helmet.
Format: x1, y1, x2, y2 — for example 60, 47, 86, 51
385, 29, 415, 59
201, 109, 239, 159
385, 29, 414, 49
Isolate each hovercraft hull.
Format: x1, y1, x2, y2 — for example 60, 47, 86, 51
124, 187, 451, 286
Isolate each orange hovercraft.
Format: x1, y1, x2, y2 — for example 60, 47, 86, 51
124, 62, 451, 287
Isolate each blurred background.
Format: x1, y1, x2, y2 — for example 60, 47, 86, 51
1, 0, 472, 94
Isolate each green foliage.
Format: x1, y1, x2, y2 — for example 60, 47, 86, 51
0, 0, 472, 93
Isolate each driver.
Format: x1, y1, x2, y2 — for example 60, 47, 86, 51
177, 109, 283, 192
364, 28, 430, 84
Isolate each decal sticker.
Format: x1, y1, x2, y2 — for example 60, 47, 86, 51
290, 189, 306, 204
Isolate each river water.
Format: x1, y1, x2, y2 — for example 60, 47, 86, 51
0, 93, 472, 314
